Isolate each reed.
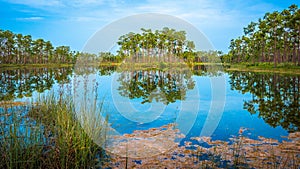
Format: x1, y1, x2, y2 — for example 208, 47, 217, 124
0, 93, 108, 169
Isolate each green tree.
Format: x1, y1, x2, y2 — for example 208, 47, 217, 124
117, 27, 196, 64
225, 4, 300, 66
0, 29, 75, 64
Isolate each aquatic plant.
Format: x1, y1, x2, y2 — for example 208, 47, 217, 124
103, 126, 300, 168
0, 92, 108, 169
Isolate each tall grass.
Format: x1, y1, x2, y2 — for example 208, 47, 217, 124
0, 93, 108, 169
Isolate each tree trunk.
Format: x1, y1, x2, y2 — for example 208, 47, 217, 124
274, 33, 277, 67
293, 43, 296, 65
283, 33, 287, 63
298, 25, 300, 65
261, 40, 265, 62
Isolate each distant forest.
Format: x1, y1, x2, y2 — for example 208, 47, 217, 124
0, 30, 78, 64
222, 4, 300, 66
0, 28, 222, 66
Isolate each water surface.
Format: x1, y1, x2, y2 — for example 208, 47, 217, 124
1, 66, 299, 143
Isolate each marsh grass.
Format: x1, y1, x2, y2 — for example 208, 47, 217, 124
0, 93, 108, 169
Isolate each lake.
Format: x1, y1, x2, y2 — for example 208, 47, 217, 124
1, 65, 298, 147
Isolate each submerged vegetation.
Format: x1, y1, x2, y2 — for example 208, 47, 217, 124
104, 125, 300, 168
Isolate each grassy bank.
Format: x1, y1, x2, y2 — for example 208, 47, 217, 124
224, 62, 300, 75
0, 94, 108, 169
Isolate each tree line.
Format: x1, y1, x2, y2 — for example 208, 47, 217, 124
222, 4, 300, 66
99, 50, 221, 65
116, 27, 196, 63
97, 28, 221, 65
0, 28, 222, 66
0, 29, 79, 64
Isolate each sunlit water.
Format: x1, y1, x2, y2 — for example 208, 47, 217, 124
95, 72, 289, 143
1, 67, 299, 144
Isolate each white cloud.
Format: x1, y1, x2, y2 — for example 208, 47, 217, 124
7, 0, 291, 51
69, 16, 104, 22
16, 16, 44, 21
7, 0, 240, 26
7, 0, 63, 7
6, 0, 121, 9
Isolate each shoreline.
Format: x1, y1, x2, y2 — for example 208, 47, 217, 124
224, 64, 300, 75
1, 63, 300, 75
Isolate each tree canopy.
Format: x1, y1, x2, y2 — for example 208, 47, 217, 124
222, 4, 300, 66
0, 28, 222, 66
0, 29, 78, 64
116, 27, 196, 64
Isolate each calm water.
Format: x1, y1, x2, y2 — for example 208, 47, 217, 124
1, 66, 299, 143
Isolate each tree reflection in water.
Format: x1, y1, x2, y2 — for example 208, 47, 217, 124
0, 67, 73, 101
117, 68, 195, 105
229, 71, 300, 132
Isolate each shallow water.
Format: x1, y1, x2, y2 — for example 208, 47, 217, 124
1, 66, 299, 143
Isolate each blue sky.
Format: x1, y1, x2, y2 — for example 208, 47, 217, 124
1, 0, 299, 52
